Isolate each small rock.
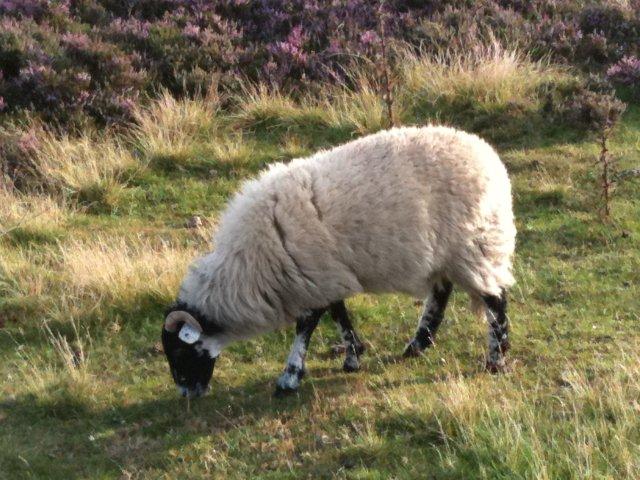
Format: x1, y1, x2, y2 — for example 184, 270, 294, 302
621, 230, 631, 238
186, 215, 203, 229
209, 168, 219, 178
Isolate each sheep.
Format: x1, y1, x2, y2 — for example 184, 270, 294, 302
161, 125, 516, 398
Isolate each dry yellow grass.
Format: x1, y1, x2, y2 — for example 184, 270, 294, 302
208, 132, 254, 165
0, 234, 201, 329
0, 188, 66, 233
131, 89, 220, 158
233, 84, 301, 125
233, 84, 333, 133
58, 236, 198, 312
399, 42, 567, 110
28, 130, 137, 198
325, 73, 390, 134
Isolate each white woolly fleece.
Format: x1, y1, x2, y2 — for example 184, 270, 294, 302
178, 126, 516, 339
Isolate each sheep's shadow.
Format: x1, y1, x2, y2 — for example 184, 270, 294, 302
1, 339, 504, 478
0, 366, 359, 477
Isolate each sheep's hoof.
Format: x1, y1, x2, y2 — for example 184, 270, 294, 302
485, 358, 508, 374
402, 342, 423, 358
342, 356, 360, 373
274, 366, 304, 396
353, 342, 366, 356
273, 385, 298, 397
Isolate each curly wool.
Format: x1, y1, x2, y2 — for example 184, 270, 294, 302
178, 126, 516, 339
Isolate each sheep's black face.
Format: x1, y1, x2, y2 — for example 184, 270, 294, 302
162, 326, 216, 398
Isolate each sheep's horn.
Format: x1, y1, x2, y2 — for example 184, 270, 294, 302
164, 311, 202, 334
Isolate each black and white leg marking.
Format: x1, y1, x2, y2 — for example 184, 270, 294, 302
483, 289, 510, 373
403, 280, 453, 357
329, 301, 365, 373
275, 308, 325, 395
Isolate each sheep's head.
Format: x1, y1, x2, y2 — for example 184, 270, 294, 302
161, 308, 222, 398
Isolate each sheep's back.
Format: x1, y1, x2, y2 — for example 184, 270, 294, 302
301, 126, 515, 298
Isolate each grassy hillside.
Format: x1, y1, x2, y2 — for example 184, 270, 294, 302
1, 47, 639, 479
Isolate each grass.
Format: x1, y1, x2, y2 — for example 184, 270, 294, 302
401, 43, 563, 107
398, 43, 579, 145
0, 188, 66, 233
1, 47, 640, 479
131, 89, 221, 162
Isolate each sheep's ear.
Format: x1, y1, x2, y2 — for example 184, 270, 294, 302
164, 311, 203, 344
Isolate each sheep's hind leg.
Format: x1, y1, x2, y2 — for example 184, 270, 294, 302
330, 301, 365, 373
403, 280, 453, 357
275, 307, 326, 395
483, 289, 510, 373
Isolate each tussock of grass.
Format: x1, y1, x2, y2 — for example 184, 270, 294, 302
325, 74, 390, 135
278, 134, 311, 160
398, 43, 576, 142
233, 84, 299, 125
31, 132, 135, 192
207, 132, 254, 166
131, 89, 220, 160
60, 237, 192, 297
25, 130, 137, 212
0, 189, 67, 247
401, 43, 560, 107
0, 188, 65, 233
236, 79, 391, 137
234, 84, 332, 135
58, 237, 196, 316
0, 235, 199, 329
0, 244, 59, 324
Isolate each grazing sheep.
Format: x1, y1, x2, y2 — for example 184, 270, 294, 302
162, 126, 516, 397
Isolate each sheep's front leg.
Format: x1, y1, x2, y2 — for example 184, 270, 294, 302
275, 308, 326, 395
483, 290, 510, 373
403, 280, 453, 357
329, 301, 365, 372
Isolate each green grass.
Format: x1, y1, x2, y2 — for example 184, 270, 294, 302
1, 58, 640, 478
